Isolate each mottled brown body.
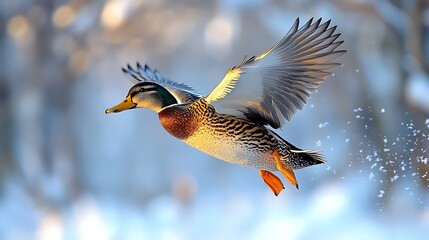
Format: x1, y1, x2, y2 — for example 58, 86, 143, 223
157, 98, 323, 171
159, 99, 297, 171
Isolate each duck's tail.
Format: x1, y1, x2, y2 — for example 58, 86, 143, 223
286, 141, 325, 170
268, 129, 325, 170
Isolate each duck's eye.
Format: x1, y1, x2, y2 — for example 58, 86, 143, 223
139, 88, 144, 92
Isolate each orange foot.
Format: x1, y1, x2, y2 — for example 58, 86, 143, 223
259, 170, 284, 196
273, 150, 299, 189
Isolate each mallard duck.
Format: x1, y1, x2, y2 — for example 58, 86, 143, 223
106, 18, 346, 196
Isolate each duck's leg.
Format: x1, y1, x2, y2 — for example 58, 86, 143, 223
273, 150, 299, 189
259, 170, 284, 196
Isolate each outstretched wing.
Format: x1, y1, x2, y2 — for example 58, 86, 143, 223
123, 63, 202, 103
205, 18, 346, 128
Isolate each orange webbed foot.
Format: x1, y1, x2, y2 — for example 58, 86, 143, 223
273, 150, 299, 189
259, 170, 284, 196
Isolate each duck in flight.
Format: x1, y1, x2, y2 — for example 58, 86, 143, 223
106, 18, 346, 196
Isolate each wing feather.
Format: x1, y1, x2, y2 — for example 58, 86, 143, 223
205, 18, 346, 128
122, 63, 202, 103
205, 67, 243, 102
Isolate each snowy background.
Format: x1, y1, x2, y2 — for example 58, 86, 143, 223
1, 0, 429, 239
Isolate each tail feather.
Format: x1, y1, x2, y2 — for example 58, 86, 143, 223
289, 149, 325, 169
268, 129, 325, 169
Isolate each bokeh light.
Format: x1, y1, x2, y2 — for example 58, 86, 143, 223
100, 0, 128, 30
204, 15, 235, 56
7, 15, 31, 44
52, 5, 76, 29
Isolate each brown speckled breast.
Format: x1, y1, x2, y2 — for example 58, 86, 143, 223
158, 103, 199, 140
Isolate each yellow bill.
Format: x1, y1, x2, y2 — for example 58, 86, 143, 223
105, 95, 136, 114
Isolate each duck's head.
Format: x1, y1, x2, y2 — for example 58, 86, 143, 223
105, 82, 178, 114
